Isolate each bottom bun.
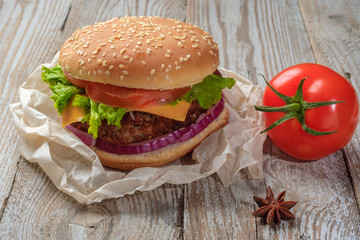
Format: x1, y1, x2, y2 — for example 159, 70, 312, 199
91, 107, 229, 170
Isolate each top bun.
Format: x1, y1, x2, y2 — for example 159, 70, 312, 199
59, 16, 219, 90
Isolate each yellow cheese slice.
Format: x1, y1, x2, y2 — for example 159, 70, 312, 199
131, 100, 191, 121
61, 100, 87, 127
61, 99, 191, 126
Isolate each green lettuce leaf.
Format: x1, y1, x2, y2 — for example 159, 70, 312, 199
179, 74, 236, 109
42, 65, 127, 139
72, 94, 127, 139
41, 65, 84, 114
42, 65, 236, 139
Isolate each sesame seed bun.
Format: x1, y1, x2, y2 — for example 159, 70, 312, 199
59, 16, 220, 90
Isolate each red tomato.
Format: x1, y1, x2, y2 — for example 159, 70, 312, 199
262, 63, 359, 160
63, 70, 190, 108
86, 82, 190, 108
64, 72, 87, 88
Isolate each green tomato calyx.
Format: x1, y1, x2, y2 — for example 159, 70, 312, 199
255, 74, 344, 136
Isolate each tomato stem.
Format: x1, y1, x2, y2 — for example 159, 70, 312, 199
255, 103, 301, 113
255, 75, 345, 136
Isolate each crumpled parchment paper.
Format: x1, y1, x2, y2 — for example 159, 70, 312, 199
10, 53, 266, 204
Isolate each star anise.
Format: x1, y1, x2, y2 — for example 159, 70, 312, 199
253, 186, 297, 225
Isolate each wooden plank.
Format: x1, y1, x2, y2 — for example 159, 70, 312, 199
0, 0, 73, 220
185, 0, 360, 239
0, 0, 188, 239
59, 0, 187, 43
299, 0, 360, 206
0, 160, 184, 239
184, 173, 263, 240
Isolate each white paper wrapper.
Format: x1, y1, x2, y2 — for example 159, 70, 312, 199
10, 53, 266, 204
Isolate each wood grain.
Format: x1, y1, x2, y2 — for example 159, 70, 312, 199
185, 0, 360, 239
1, 0, 359, 239
0, 0, 73, 220
0, 0, 188, 239
299, 0, 360, 207
0, 160, 184, 239
184, 173, 263, 240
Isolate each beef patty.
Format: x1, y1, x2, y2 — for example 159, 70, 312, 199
71, 101, 206, 145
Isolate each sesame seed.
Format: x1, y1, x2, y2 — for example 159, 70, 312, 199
150, 69, 155, 75
166, 75, 171, 82
110, 45, 115, 49
109, 65, 114, 70
88, 58, 91, 63
120, 48, 126, 54
165, 54, 170, 58
165, 68, 170, 73
161, 64, 165, 69
209, 50, 214, 55
120, 75, 124, 81
122, 70, 129, 75
146, 76, 151, 82
129, 57, 134, 63
141, 61, 146, 65
113, 53, 117, 58
167, 49, 172, 54
175, 61, 179, 65
97, 59, 103, 64
197, 52, 202, 56
168, 65, 172, 69
79, 69, 83, 75
175, 66, 181, 70
123, 55, 130, 59
119, 64, 125, 68
80, 60, 85, 66
105, 70, 111, 76
102, 52, 106, 57
180, 57, 184, 62
186, 54, 191, 58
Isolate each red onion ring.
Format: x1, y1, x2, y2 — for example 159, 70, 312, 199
66, 97, 224, 154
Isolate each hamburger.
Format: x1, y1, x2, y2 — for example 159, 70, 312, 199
41, 16, 235, 170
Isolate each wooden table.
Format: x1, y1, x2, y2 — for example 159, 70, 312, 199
1, 0, 359, 239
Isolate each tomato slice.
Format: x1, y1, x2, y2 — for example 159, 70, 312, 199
63, 70, 190, 108
64, 71, 87, 88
